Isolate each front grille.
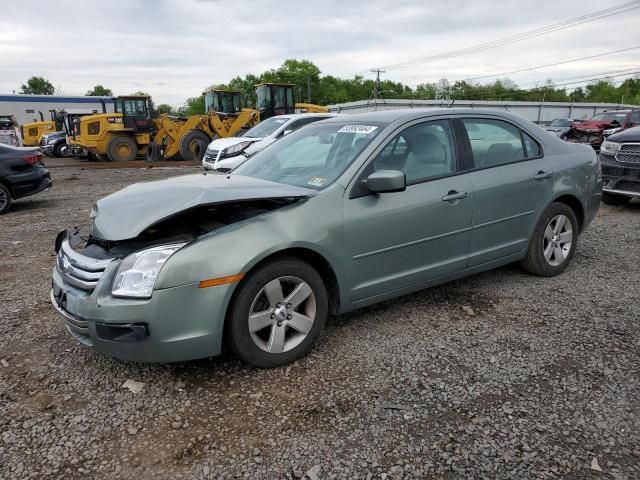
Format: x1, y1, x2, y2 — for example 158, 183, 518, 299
617, 143, 640, 164
57, 240, 112, 291
615, 180, 640, 193
204, 150, 219, 163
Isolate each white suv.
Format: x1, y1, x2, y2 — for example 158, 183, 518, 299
202, 113, 335, 171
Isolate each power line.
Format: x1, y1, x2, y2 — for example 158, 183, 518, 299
459, 46, 640, 83
354, 1, 640, 75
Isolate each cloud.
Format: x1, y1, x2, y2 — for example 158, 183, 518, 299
0, 0, 637, 105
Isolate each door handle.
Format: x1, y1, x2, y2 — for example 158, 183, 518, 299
442, 190, 469, 202
534, 171, 553, 180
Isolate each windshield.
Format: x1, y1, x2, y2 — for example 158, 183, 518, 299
590, 112, 628, 123
242, 116, 290, 138
234, 121, 383, 190
256, 85, 270, 111
549, 119, 571, 127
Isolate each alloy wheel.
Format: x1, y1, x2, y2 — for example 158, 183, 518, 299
248, 276, 316, 354
543, 214, 573, 266
0, 189, 7, 211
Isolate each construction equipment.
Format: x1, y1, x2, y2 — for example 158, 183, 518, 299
0, 115, 23, 146
68, 85, 329, 162
66, 96, 154, 161
152, 83, 328, 161
21, 110, 64, 146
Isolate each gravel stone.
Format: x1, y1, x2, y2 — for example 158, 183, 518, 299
0, 161, 639, 479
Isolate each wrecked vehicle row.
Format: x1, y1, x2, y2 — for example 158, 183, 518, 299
50, 109, 602, 368
563, 109, 640, 151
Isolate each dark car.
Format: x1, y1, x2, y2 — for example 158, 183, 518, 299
0, 144, 52, 214
599, 126, 640, 205
543, 118, 575, 138
564, 109, 640, 151
39, 130, 71, 158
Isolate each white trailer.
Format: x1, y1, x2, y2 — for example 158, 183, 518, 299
328, 99, 638, 124
0, 94, 114, 126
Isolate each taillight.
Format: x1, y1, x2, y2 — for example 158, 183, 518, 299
23, 153, 42, 165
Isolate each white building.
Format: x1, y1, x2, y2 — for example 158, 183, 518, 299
0, 94, 114, 125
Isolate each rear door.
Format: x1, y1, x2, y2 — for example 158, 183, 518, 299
459, 117, 554, 266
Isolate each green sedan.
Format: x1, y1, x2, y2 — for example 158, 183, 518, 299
51, 109, 602, 368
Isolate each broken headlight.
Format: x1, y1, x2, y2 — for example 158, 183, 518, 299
111, 243, 185, 299
221, 141, 253, 158
600, 140, 620, 156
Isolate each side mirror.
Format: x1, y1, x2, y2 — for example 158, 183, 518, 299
364, 170, 406, 194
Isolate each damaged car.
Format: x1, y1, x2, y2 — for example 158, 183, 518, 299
51, 109, 601, 368
564, 109, 640, 151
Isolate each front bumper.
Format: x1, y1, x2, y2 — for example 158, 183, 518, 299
600, 153, 640, 198
41, 144, 56, 156
50, 247, 232, 362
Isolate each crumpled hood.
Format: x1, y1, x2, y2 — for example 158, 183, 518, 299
571, 120, 615, 132
91, 174, 314, 241
206, 136, 261, 152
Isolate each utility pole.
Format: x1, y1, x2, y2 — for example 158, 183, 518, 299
371, 68, 385, 110
306, 76, 312, 103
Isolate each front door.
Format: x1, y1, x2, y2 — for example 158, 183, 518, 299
343, 119, 473, 302
459, 117, 555, 266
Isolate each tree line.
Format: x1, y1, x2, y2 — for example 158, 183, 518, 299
16, 59, 640, 117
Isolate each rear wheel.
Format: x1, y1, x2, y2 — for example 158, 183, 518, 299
0, 184, 12, 214
107, 136, 138, 162
521, 202, 578, 277
601, 192, 631, 206
179, 129, 210, 161
227, 258, 328, 368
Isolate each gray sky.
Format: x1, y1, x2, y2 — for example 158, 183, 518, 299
1, 0, 638, 106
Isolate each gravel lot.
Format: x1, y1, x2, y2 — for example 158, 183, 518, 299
1, 160, 639, 479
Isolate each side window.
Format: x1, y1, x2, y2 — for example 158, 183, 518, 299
522, 132, 541, 157
463, 119, 525, 168
630, 112, 640, 126
285, 117, 321, 133
373, 120, 456, 184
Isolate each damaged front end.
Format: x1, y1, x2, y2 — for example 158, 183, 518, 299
563, 121, 615, 151
50, 173, 314, 362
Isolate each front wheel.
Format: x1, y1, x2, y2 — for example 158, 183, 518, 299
107, 136, 138, 162
227, 258, 328, 368
179, 129, 210, 161
521, 202, 578, 277
601, 192, 631, 206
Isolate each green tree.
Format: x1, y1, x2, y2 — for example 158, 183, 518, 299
181, 96, 205, 116
86, 85, 113, 96
20, 76, 55, 95
156, 104, 175, 115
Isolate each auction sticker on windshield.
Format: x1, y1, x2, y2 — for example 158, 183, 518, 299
307, 176, 326, 187
338, 125, 378, 134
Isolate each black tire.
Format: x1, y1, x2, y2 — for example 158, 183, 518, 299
145, 141, 163, 162
179, 130, 210, 161
227, 257, 328, 368
107, 136, 138, 162
521, 202, 578, 277
0, 183, 12, 215
53, 142, 71, 158
601, 192, 631, 206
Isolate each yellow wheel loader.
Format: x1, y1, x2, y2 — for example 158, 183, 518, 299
152, 83, 328, 162
66, 96, 154, 162
21, 110, 63, 146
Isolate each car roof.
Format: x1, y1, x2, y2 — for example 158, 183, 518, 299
320, 108, 535, 124
280, 113, 336, 120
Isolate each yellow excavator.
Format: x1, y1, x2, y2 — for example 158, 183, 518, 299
21, 110, 64, 146
67, 83, 328, 162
